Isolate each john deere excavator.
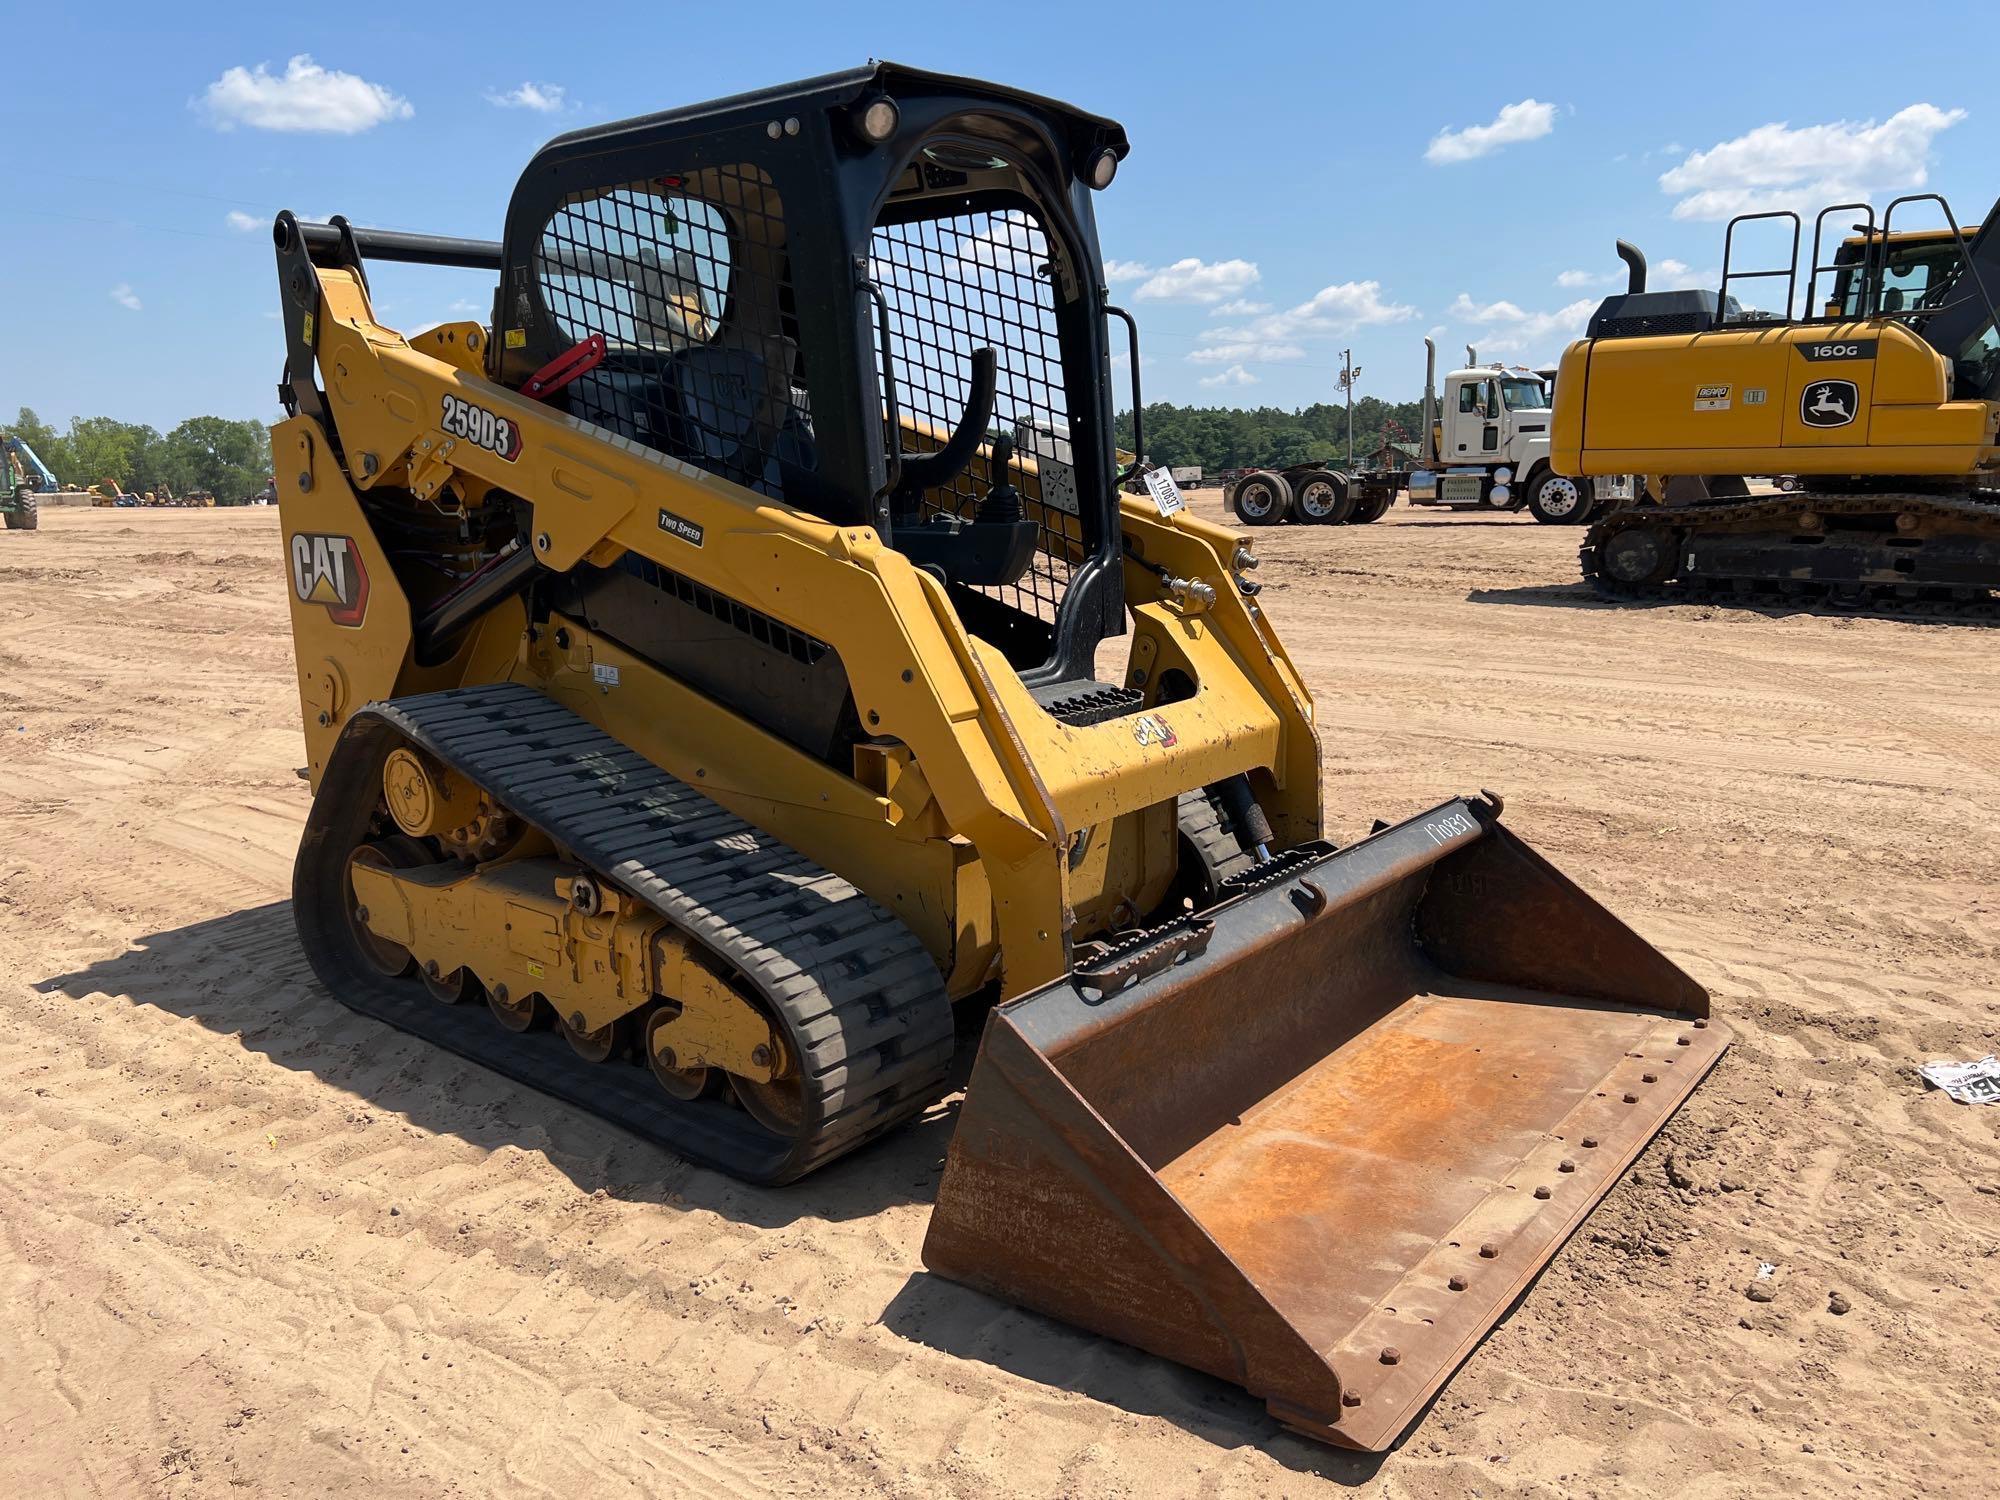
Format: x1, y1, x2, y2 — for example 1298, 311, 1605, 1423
1556, 195, 2000, 614
268, 64, 1723, 1451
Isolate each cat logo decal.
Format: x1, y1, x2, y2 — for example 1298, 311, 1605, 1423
290, 532, 370, 627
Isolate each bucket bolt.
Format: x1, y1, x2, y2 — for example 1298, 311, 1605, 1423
1479, 1243, 1499, 1259
1533, 1185, 1552, 1200
1379, 1347, 1402, 1365
1448, 1274, 1468, 1292
1558, 1159, 1576, 1173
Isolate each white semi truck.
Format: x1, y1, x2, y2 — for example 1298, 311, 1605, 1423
1406, 339, 1632, 524
1227, 339, 1631, 527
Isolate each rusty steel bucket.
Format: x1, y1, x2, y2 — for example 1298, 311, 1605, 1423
923, 793, 1727, 1452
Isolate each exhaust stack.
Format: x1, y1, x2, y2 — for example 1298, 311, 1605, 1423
1616, 240, 1647, 294
1419, 338, 1438, 468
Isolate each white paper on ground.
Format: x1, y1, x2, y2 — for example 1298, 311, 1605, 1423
1919, 1055, 2000, 1104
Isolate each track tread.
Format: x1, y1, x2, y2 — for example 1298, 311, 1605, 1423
295, 683, 956, 1184
1580, 490, 2000, 620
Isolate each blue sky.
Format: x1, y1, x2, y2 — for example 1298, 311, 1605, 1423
2, 0, 1982, 434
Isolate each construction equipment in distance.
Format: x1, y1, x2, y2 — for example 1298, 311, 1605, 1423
1556, 196, 2000, 615
268, 64, 1725, 1452
2, 431, 58, 530
1229, 340, 1631, 528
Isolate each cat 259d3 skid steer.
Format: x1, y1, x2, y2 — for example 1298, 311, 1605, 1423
268, 64, 1724, 1451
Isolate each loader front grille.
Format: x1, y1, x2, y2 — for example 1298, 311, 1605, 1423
533, 164, 815, 501
870, 206, 1081, 625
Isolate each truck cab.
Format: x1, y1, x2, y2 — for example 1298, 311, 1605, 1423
1409, 339, 1628, 523
1438, 365, 1551, 468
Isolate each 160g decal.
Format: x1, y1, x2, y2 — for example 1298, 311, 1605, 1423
440, 393, 523, 461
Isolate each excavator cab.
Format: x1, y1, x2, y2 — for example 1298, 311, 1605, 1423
270, 63, 1724, 1453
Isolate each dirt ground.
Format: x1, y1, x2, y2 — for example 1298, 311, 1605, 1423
1, 499, 1995, 1499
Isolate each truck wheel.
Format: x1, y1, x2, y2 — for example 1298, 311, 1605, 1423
1527, 470, 1587, 524
1232, 473, 1290, 526
1291, 471, 1354, 524
1348, 491, 1392, 524
4, 490, 38, 531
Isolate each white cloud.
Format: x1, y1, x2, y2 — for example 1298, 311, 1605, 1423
225, 210, 260, 233
199, 55, 413, 134
1556, 267, 1615, 289
1658, 104, 1965, 220
1106, 256, 1261, 304
1188, 340, 1305, 365
1199, 364, 1259, 388
1446, 292, 1595, 358
1187, 278, 1415, 368
1211, 298, 1271, 316
486, 82, 567, 113
110, 284, 142, 311
1653, 258, 1714, 291
1427, 99, 1556, 164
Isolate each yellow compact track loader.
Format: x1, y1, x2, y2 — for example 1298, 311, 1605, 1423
1555, 197, 2000, 616
268, 64, 1724, 1451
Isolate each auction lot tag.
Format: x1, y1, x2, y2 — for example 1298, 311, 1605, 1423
1144, 467, 1186, 517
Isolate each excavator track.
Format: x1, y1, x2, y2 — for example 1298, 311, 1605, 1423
1580, 490, 2000, 620
293, 682, 956, 1184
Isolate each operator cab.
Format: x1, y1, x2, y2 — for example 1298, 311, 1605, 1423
492, 63, 1131, 683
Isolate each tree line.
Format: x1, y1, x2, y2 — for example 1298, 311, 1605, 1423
15, 392, 1433, 504
1114, 394, 1427, 472
9, 408, 275, 504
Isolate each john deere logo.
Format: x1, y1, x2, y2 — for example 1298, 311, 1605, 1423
1799, 379, 1858, 429
290, 532, 369, 626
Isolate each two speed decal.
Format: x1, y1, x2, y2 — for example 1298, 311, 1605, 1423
440, 393, 523, 461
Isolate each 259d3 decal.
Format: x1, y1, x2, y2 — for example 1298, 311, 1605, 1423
440, 393, 523, 461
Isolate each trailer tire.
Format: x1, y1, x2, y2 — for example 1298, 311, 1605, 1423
1232, 472, 1290, 526
1527, 468, 1588, 525
1348, 490, 1392, 524
1291, 471, 1354, 524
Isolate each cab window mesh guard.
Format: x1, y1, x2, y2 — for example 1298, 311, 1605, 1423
871, 206, 1081, 623
534, 165, 814, 499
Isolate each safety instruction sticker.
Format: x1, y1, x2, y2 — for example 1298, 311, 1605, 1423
1744, 387, 1768, 406
1694, 384, 1731, 411
1143, 467, 1186, 518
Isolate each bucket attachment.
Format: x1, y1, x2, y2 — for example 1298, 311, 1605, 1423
924, 794, 1726, 1452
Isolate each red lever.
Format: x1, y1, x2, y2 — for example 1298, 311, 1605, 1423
522, 334, 607, 400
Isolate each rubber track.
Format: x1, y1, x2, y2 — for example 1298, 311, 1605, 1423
293, 682, 955, 1184
1579, 490, 2000, 621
